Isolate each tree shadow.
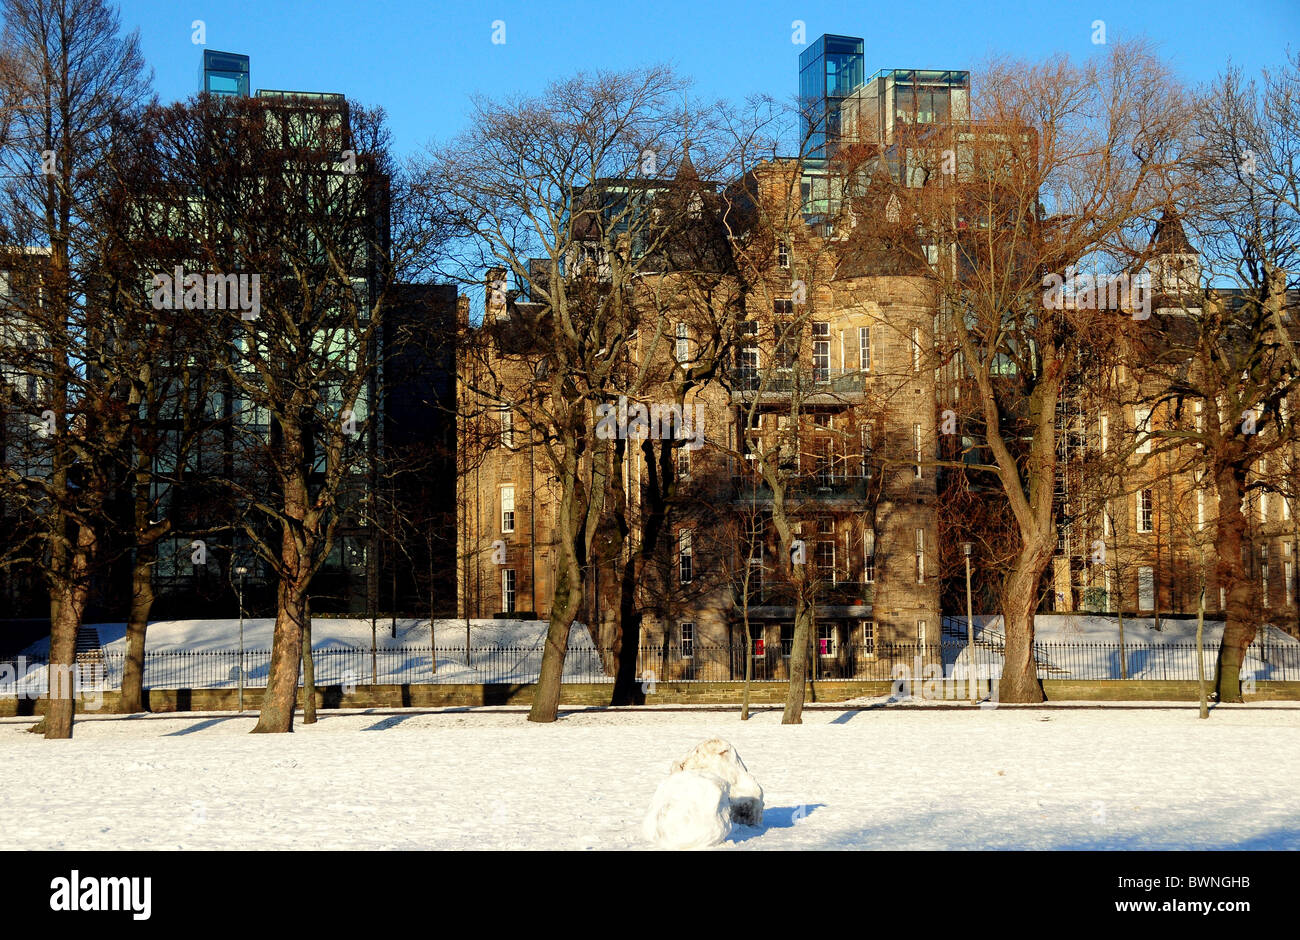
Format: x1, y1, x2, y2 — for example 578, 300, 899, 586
164, 715, 245, 736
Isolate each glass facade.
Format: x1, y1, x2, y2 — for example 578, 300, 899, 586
201, 50, 250, 97
798, 34, 864, 161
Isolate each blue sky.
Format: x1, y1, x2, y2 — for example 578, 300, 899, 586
116, 0, 1298, 161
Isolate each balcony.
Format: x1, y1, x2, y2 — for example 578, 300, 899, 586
731, 473, 869, 504
733, 579, 874, 612
729, 367, 866, 401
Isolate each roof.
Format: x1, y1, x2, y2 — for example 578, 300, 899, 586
1151, 208, 1194, 255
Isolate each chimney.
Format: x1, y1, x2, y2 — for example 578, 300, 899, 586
486, 267, 508, 321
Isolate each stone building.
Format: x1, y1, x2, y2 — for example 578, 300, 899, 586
455, 153, 942, 678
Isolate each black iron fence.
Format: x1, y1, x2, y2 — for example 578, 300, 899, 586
2, 636, 1296, 692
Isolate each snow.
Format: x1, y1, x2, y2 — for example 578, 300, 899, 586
669, 737, 764, 826
1, 704, 1296, 850
13, 618, 604, 689
642, 770, 733, 849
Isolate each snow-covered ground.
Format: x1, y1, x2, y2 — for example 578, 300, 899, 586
1, 704, 1296, 850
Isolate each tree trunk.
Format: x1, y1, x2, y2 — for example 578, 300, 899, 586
44, 579, 87, 739
1197, 582, 1209, 719
999, 549, 1048, 703
1213, 462, 1255, 703
252, 578, 308, 733
530, 532, 583, 722
44, 521, 96, 740
530, 600, 578, 722
781, 590, 815, 724
301, 598, 316, 724
741, 602, 753, 721
118, 556, 153, 714
1117, 607, 1127, 680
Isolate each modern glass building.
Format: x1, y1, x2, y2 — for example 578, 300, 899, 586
200, 50, 250, 97
798, 35, 865, 162
840, 69, 970, 146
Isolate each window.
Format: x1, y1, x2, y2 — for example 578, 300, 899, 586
1099, 414, 1109, 453
1197, 487, 1206, 530
911, 327, 921, 371
676, 445, 690, 480
500, 485, 515, 533
812, 322, 830, 383
738, 336, 760, 389
1137, 489, 1153, 533
859, 326, 871, 373
915, 528, 926, 583
774, 298, 795, 316
675, 322, 691, 367
816, 541, 836, 581
780, 623, 794, 658
817, 624, 836, 657
1138, 566, 1155, 611
750, 624, 766, 658
501, 569, 516, 614
1262, 562, 1271, 609
777, 240, 790, 269
913, 423, 924, 478
815, 439, 835, 485
917, 620, 928, 647
746, 516, 764, 562
678, 529, 693, 584
863, 530, 876, 583
860, 620, 875, 655
499, 405, 514, 448
1135, 406, 1153, 454
775, 327, 799, 367
679, 622, 695, 659
1260, 489, 1269, 523
1287, 560, 1295, 607
1219, 586, 1226, 610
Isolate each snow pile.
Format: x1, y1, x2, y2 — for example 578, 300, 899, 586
643, 738, 765, 848
670, 737, 765, 826
943, 614, 1300, 680
642, 770, 733, 849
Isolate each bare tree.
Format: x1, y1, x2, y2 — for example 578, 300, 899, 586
920, 42, 1187, 702
430, 67, 722, 723
0, 0, 152, 738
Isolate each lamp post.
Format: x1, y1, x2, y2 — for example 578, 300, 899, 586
964, 543, 976, 703
235, 566, 248, 712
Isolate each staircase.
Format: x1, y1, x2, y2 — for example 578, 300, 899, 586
74, 626, 104, 681
941, 617, 1073, 677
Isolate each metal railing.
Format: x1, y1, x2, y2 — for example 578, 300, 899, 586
729, 367, 866, 397
732, 581, 874, 608
2, 637, 1295, 691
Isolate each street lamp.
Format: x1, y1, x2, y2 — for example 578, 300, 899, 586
235, 566, 248, 712
964, 543, 976, 703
